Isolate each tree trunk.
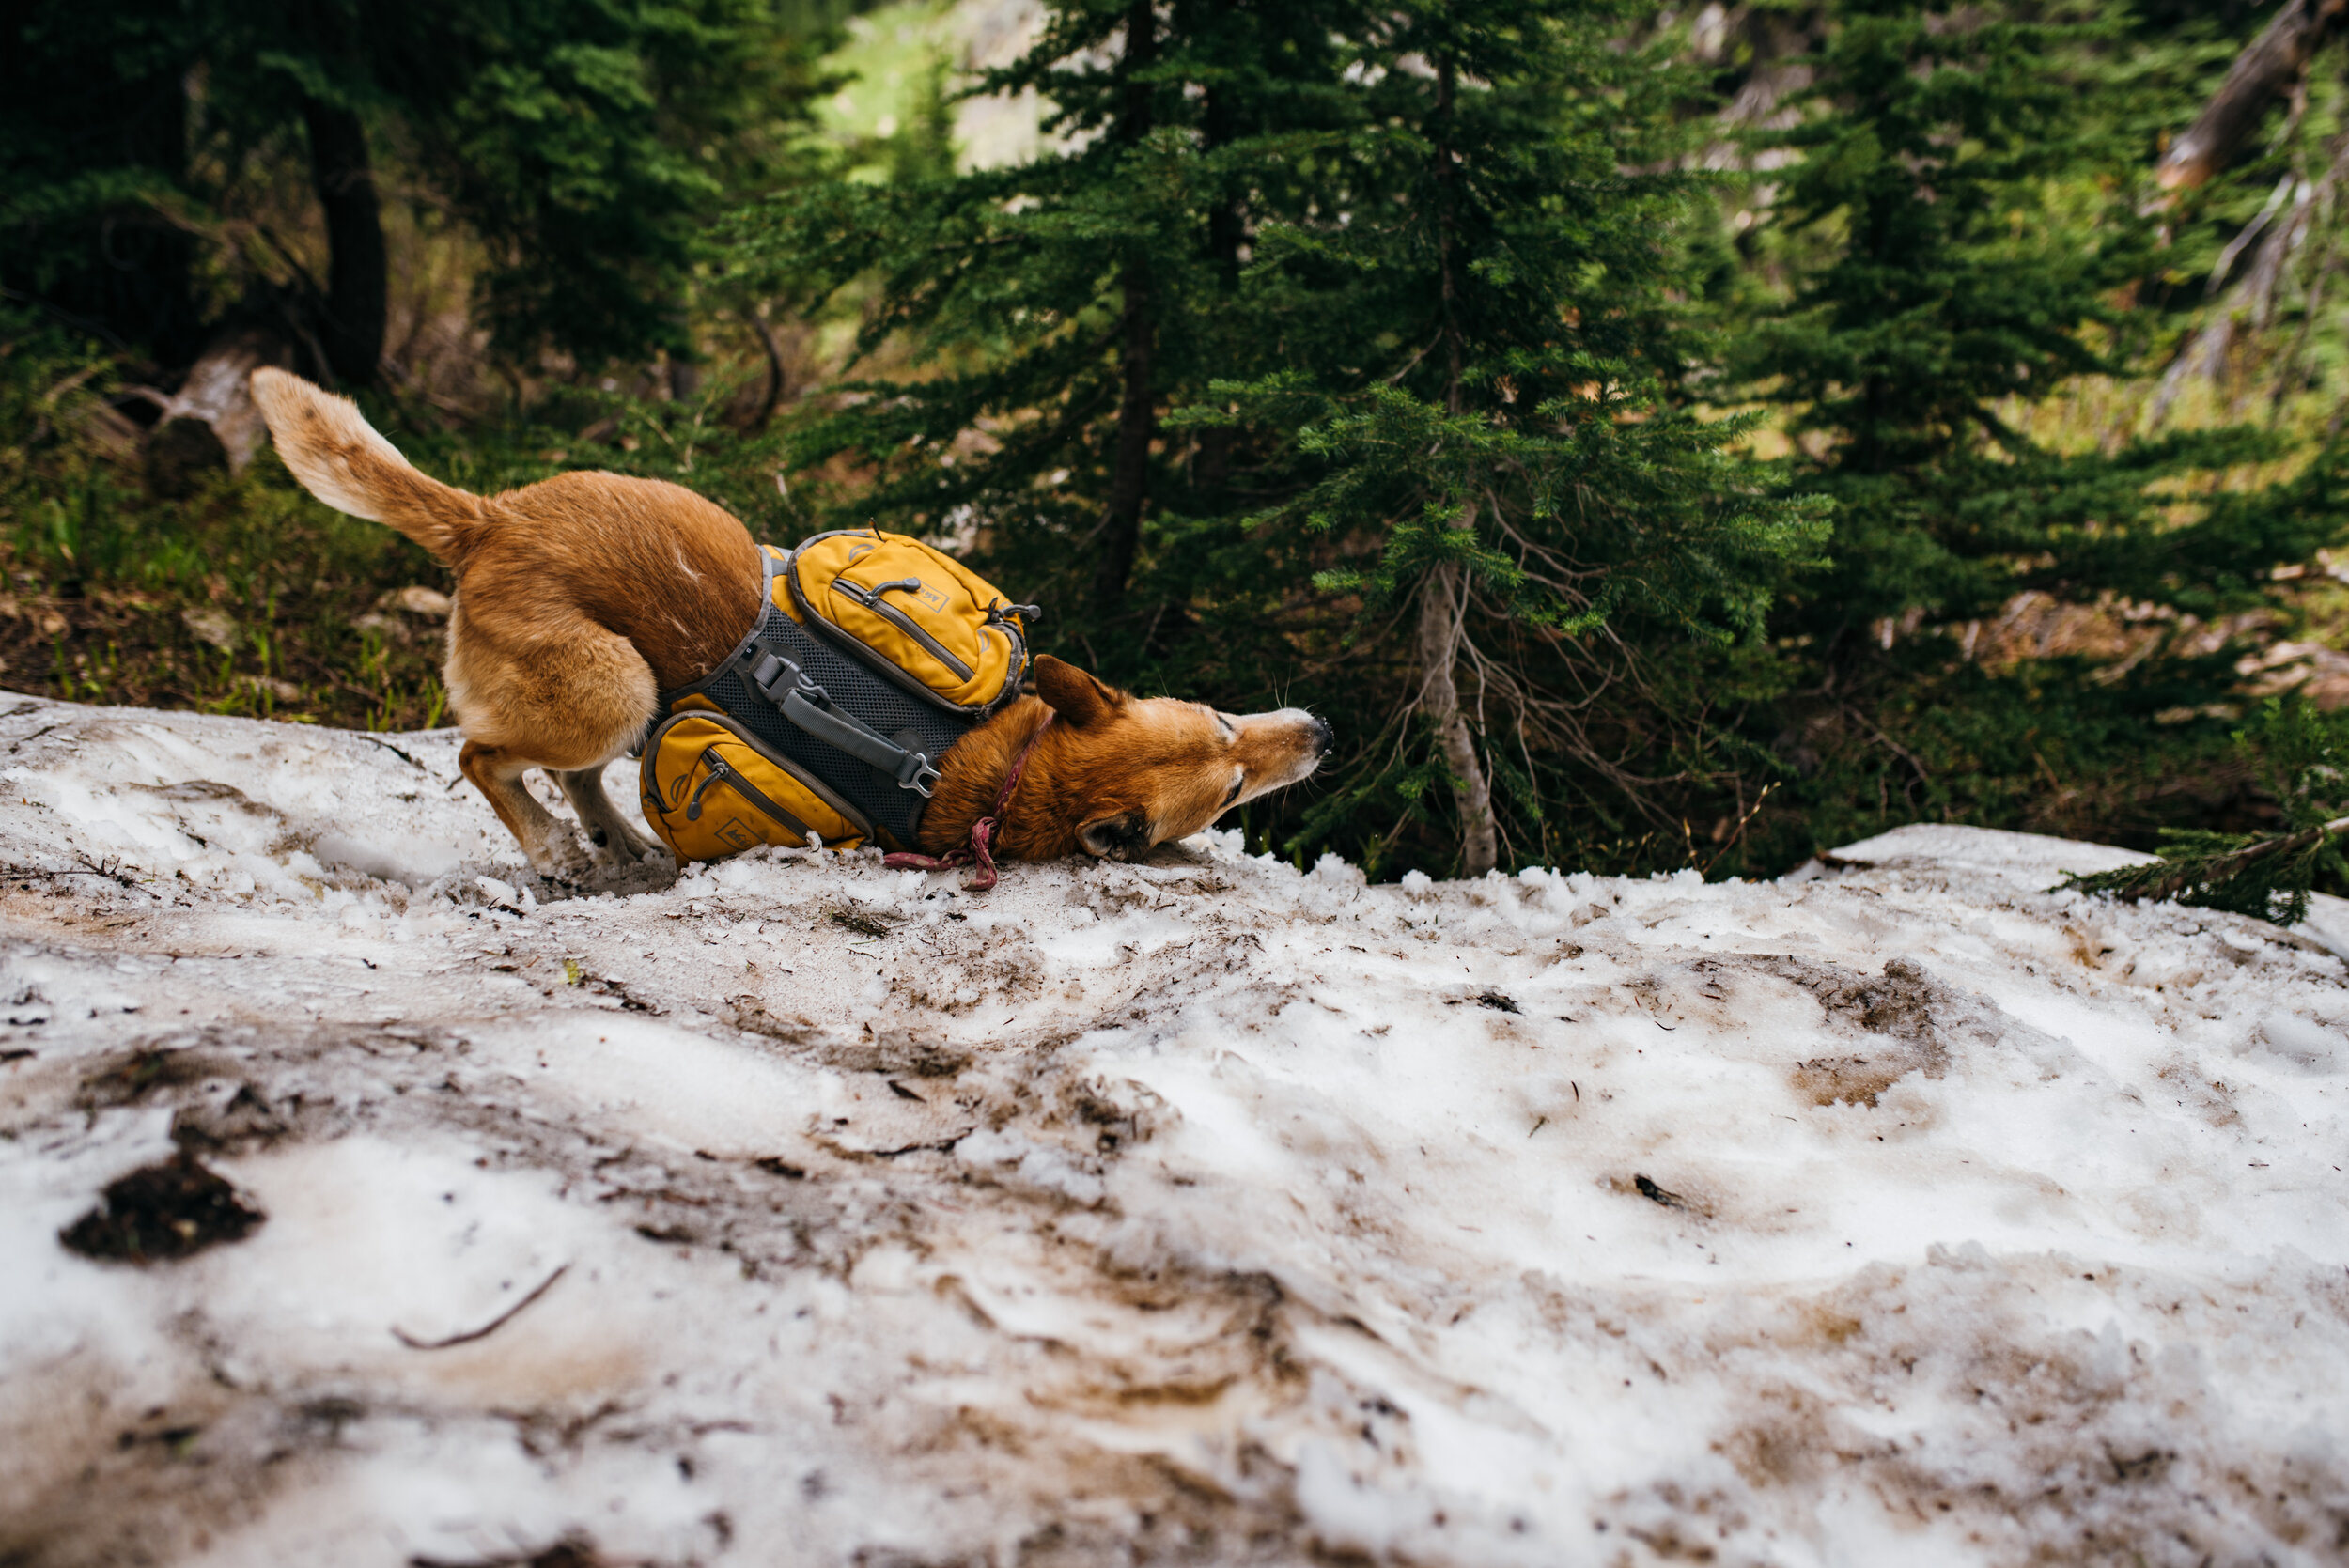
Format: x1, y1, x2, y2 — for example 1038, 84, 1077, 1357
1091, 0, 1159, 613
1417, 558, 1498, 876
1094, 265, 1156, 608
1193, 9, 1244, 509
302, 99, 387, 386
2159, 0, 2347, 193
146, 324, 296, 497
1436, 57, 1464, 415
747, 313, 788, 431
1415, 52, 1496, 875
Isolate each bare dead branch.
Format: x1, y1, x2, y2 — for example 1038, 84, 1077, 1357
2158, 0, 2347, 194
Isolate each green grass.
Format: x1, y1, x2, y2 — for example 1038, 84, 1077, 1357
0, 306, 832, 731
1, 315, 453, 728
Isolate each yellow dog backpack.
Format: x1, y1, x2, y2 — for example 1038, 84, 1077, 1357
638, 531, 1035, 861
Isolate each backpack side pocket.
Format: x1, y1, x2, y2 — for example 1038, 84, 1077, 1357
639, 711, 873, 861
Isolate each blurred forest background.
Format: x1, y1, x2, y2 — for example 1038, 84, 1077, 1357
10, 0, 2349, 881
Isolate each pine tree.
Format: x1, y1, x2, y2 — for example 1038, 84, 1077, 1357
1, 0, 830, 378
1185, 0, 1827, 874
731, 0, 1361, 628
1734, 0, 2348, 853
415, 0, 832, 371
743, 0, 1828, 877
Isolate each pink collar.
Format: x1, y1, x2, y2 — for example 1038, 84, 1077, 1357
882, 711, 1053, 893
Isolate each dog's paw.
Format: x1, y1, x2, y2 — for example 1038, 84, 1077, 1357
523, 832, 599, 881
583, 821, 659, 867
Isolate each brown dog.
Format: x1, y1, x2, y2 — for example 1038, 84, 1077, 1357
249, 369, 1330, 874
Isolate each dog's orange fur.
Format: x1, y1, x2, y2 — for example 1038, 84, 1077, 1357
926, 660, 1330, 862
250, 368, 1328, 872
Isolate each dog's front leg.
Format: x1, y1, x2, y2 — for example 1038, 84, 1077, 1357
459, 741, 588, 875
553, 765, 659, 865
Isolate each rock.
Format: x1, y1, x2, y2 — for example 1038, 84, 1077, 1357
181, 607, 238, 650
392, 586, 451, 619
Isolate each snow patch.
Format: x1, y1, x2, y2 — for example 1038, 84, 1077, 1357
0, 695, 2344, 1566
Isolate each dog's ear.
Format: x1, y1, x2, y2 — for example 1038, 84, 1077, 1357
1033, 655, 1125, 729
1078, 809, 1154, 862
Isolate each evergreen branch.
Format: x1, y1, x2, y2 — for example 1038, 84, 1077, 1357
2061, 815, 2349, 925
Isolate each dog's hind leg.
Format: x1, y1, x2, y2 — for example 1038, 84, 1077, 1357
446, 617, 660, 875
552, 765, 659, 864
460, 741, 588, 874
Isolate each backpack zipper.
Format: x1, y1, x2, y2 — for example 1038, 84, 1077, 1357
831, 578, 975, 682
684, 747, 811, 841
646, 712, 877, 834
979, 604, 1028, 679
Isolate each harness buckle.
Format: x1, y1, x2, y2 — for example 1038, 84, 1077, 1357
897, 753, 941, 797
748, 649, 829, 707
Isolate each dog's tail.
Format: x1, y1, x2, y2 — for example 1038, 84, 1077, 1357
249, 368, 483, 563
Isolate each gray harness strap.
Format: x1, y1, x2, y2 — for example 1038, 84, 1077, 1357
649, 549, 973, 851
739, 645, 941, 796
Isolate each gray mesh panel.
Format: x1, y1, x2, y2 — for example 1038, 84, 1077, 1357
673, 609, 974, 850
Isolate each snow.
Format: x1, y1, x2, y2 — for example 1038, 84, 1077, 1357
1, 694, 2345, 1565
1827, 820, 2157, 879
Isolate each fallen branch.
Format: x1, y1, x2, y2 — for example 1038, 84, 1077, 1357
2147, 123, 2349, 428
6, 853, 148, 891
2059, 814, 2349, 926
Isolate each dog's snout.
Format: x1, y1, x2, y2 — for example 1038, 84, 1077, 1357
1308, 714, 1334, 753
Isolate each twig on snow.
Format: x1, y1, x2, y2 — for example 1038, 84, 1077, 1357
392, 1263, 569, 1351
354, 734, 427, 771
7, 853, 148, 892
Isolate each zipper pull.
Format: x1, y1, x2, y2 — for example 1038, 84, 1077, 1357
686, 750, 730, 821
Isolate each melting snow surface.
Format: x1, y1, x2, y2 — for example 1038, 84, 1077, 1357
0, 695, 2345, 1566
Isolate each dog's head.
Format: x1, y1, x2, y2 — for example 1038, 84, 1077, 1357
1030, 655, 1331, 862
